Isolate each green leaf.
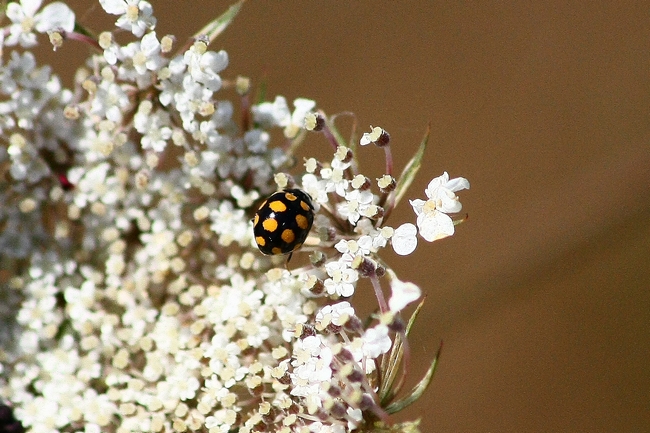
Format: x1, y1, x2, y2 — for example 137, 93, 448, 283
384, 341, 442, 414
193, 0, 245, 45
378, 330, 403, 404
392, 125, 430, 208
405, 296, 427, 337
378, 297, 427, 404
73, 22, 96, 39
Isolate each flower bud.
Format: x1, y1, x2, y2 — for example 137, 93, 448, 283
305, 112, 325, 132
378, 174, 397, 193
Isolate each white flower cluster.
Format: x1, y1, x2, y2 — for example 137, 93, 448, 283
392, 172, 470, 255
0, 2, 468, 433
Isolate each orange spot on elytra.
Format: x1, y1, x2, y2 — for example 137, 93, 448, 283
281, 229, 295, 244
269, 200, 287, 212
263, 218, 278, 232
295, 214, 309, 230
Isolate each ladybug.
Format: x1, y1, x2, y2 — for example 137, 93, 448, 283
253, 189, 315, 256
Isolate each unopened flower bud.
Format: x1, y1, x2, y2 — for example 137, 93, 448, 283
368, 205, 385, 220
274, 172, 292, 189
313, 226, 333, 243
48, 30, 64, 50
378, 174, 397, 193
389, 316, 406, 333
351, 175, 371, 190
161, 35, 174, 53
334, 346, 354, 363
360, 125, 390, 147
193, 37, 208, 54
82, 77, 98, 94
305, 112, 325, 131
328, 401, 347, 418
356, 257, 377, 277
298, 324, 316, 339
343, 365, 364, 383
236, 76, 251, 95
309, 251, 327, 268
135, 170, 150, 190
63, 105, 80, 120
98, 31, 112, 49
318, 314, 339, 332
358, 393, 376, 410
277, 372, 291, 385
304, 157, 321, 173
375, 128, 390, 147
344, 315, 363, 333
304, 275, 325, 295
335, 146, 353, 164
325, 382, 341, 398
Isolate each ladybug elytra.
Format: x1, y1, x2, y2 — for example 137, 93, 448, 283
253, 189, 315, 255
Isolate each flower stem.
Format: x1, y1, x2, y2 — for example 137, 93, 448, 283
320, 113, 340, 151
63, 31, 102, 51
383, 145, 393, 177
370, 274, 389, 314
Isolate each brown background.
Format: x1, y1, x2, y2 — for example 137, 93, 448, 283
48, 1, 650, 431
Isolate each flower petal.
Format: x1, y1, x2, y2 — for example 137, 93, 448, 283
408, 198, 425, 216
424, 172, 449, 199
446, 176, 470, 192
392, 223, 418, 255
417, 211, 454, 242
35, 2, 76, 32
99, 0, 126, 15
388, 271, 421, 312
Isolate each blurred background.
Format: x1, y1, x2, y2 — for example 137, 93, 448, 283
49, 1, 649, 431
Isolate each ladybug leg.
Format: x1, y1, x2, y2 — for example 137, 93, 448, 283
284, 252, 293, 269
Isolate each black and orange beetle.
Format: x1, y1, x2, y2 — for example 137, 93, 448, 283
253, 189, 314, 256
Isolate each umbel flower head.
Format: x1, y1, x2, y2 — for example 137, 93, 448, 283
0, 2, 469, 433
